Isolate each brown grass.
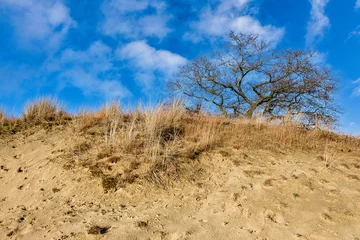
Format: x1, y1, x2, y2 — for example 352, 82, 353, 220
0, 109, 24, 134
0, 108, 6, 127
23, 97, 68, 125
226, 119, 359, 152
72, 109, 102, 133
3, 98, 360, 188
63, 100, 360, 188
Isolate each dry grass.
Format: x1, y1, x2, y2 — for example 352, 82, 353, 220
23, 97, 68, 125
72, 109, 102, 133
71, 102, 122, 135
52, 100, 360, 188
0, 108, 6, 127
67, 100, 220, 187
103, 102, 122, 147
219, 116, 359, 154
3, 98, 360, 188
0, 109, 24, 133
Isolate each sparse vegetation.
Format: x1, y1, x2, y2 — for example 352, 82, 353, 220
23, 97, 68, 125
0, 108, 23, 134
0, 107, 6, 127
1, 97, 360, 239
1, 98, 359, 190
0, 108, 6, 126
64, 100, 360, 189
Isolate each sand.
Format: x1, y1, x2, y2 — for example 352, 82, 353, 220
1, 128, 360, 240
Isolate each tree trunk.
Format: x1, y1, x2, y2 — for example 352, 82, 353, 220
245, 106, 256, 118
219, 106, 228, 117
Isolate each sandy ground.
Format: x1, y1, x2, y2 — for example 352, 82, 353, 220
1, 128, 360, 240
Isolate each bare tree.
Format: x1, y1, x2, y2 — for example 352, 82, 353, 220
169, 32, 340, 127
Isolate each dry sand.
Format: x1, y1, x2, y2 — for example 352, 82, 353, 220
1, 127, 360, 240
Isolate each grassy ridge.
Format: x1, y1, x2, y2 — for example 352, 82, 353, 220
1, 98, 359, 191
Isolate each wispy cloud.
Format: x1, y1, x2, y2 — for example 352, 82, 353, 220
116, 41, 187, 89
101, 0, 171, 39
46, 41, 131, 99
184, 0, 284, 45
306, 0, 330, 47
347, 25, 360, 41
353, 78, 360, 96
348, 1, 360, 40
0, 0, 75, 53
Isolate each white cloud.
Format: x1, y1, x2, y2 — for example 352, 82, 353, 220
347, 25, 360, 40
0, 0, 75, 52
356, 0, 360, 9
353, 78, 360, 96
101, 0, 171, 39
185, 0, 284, 45
306, 0, 330, 47
230, 16, 284, 44
46, 41, 131, 99
59, 42, 113, 73
60, 68, 130, 99
217, 0, 251, 13
116, 41, 187, 88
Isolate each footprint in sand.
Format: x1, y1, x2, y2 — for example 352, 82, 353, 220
347, 175, 360, 181
321, 212, 333, 222
352, 162, 360, 169
327, 187, 340, 195
319, 178, 329, 184
263, 178, 276, 187
292, 193, 300, 199
243, 170, 265, 178
0, 165, 9, 172
292, 172, 315, 191
264, 210, 286, 225
340, 163, 350, 170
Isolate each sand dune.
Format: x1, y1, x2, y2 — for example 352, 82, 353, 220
1, 125, 360, 240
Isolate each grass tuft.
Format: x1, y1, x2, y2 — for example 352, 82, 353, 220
0, 108, 6, 127
23, 97, 67, 125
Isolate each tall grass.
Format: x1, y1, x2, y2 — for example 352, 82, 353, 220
23, 97, 67, 124
2, 97, 359, 188
103, 102, 122, 147
8, 97, 359, 153
143, 100, 185, 148
0, 107, 6, 127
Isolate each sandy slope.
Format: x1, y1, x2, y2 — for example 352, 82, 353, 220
1, 128, 360, 240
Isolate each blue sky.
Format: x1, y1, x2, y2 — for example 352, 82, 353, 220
0, 0, 359, 134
